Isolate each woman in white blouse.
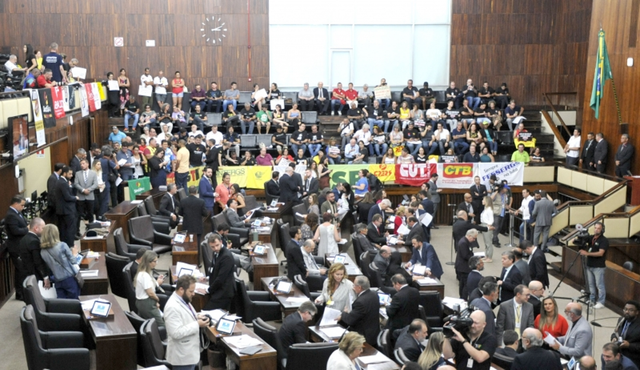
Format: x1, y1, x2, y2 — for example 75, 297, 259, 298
326, 332, 366, 370
315, 263, 354, 312
480, 196, 495, 263
134, 250, 166, 325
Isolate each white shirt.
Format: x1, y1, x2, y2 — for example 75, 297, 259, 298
519, 195, 534, 220
153, 76, 168, 94
188, 130, 204, 138
206, 131, 224, 145
480, 208, 494, 226
435, 129, 450, 141
135, 271, 156, 299
4, 60, 17, 76
566, 135, 581, 158
526, 246, 537, 264
353, 129, 371, 145
140, 74, 153, 96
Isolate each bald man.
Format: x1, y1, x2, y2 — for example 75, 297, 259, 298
528, 280, 545, 318
457, 193, 476, 220
550, 302, 593, 358
444, 310, 497, 370
512, 328, 562, 370
580, 356, 597, 370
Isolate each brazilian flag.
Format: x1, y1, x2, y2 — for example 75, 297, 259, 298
590, 29, 613, 119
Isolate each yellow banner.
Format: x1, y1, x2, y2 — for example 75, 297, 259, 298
216, 166, 248, 188
246, 166, 272, 189
368, 164, 395, 183
98, 84, 106, 101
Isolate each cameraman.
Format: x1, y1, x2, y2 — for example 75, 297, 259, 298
444, 310, 497, 370
579, 222, 609, 309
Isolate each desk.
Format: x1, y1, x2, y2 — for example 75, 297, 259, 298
170, 265, 210, 312
325, 253, 363, 281
79, 252, 109, 295
136, 188, 166, 210
104, 201, 139, 242
205, 321, 277, 370
81, 221, 116, 253
308, 326, 399, 369
261, 276, 311, 317
412, 276, 445, 298
251, 242, 279, 290
79, 294, 137, 370
255, 220, 277, 247
172, 237, 199, 266
261, 202, 293, 222
389, 244, 411, 263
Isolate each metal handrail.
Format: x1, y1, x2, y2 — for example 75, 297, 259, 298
542, 92, 577, 138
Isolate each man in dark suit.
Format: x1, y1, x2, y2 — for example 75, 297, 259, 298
279, 167, 300, 204
278, 301, 317, 359
19, 218, 50, 289
386, 274, 420, 332
615, 134, 635, 177
4, 195, 29, 300
394, 319, 429, 362
313, 82, 330, 115
528, 280, 545, 319
522, 241, 549, 288
69, 148, 85, 184
55, 166, 78, 248
199, 167, 215, 216
367, 199, 390, 224
455, 228, 479, 298
594, 132, 608, 174
495, 330, 520, 359
367, 214, 387, 248
302, 168, 319, 198
499, 251, 523, 303
611, 300, 640, 368
406, 237, 443, 279
512, 328, 563, 370
338, 276, 380, 345
203, 234, 235, 310
581, 132, 597, 170
45, 163, 65, 223
470, 176, 488, 217
265, 171, 280, 203
601, 342, 638, 370
418, 190, 435, 215
179, 186, 209, 246
354, 223, 379, 254
397, 217, 425, 248
470, 281, 499, 336
159, 183, 179, 228
452, 210, 490, 246
466, 256, 484, 300
286, 226, 305, 280
457, 193, 476, 222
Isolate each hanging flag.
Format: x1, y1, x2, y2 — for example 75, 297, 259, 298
38, 88, 56, 128
28, 90, 46, 147
86, 83, 96, 112
51, 86, 66, 119
79, 85, 90, 117
590, 29, 613, 119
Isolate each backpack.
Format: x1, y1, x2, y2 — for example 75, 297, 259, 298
367, 173, 382, 193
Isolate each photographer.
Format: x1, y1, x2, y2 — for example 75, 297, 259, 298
443, 310, 497, 370
579, 222, 609, 309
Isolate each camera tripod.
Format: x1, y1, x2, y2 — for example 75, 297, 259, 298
551, 243, 593, 321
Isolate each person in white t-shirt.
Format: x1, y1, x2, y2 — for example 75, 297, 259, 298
564, 128, 581, 166
4, 54, 25, 77
134, 250, 165, 326
140, 68, 154, 109
153, 70, 169, 108
205, 125, 224, 146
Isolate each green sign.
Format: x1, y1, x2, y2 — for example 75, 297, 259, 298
329, 164, 368, 187
128, 177, 151, 200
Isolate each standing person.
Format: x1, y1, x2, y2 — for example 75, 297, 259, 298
92, 160, 106, 221
479, 196, 495, 263
314, 263, 354, 312
580, 222, 609, 309
278, 301, 318, 359
73, 159, 98, 226
46, 163, 64, 224
455, 229, 479, 298
470, 176, 487, 218
314, 212, 341, 256
203, 234, 235, 310
337, 276, 380, 346
564, 129, 582, 166
40, 224, 81, 299
171, 71, 185, 108
513, 188, 534, 243
581, 132, 597, 170
139, 68, 154, 110
175, 139, 190, 190
531, 190, 554, 252
42, 42, 65, 83
428, 173, 441, 228
5, 195, 28, 300
495, 284, 535, 345
56, 166, 78, 248
99, 146, 118, 215
443, 310, 498, 370
199, 167, 215, 216
134, 250, 165, 326
615, 134, 635, 177
611, 301, 640, 368
522, 241, 550, 288
549, 302, 593, 358
534, 296, 569, 338
20, 218, 50, 289
179, 186, 209, 246
594, 133, 608, 174
164, 275, 210, 370
159, 184, 179, 228
153, 70, 169, 108
512, 328, 563, 370
386, 274, 420, 332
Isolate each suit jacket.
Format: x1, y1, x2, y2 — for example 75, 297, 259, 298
616, 144, 635, 170
405, 223, 425, 246
512, 346, 562, 370
500, 266, 523, 303
471, 297, 496, 336
514, 259, 531, 286
613, 317, 640, 366
421, 198, 435, 215
292, 172, 303, 192
558, 316, 593, 358
208, 246, 236, 301
470, 184, 488, 203
55, 177, 76, 215
394, 326, 424, 362
225, 208, 248, 228
159, 193, 178, 217
386, 285, 420, 332
366, 223, 386, 246
302, 177, 319, 196
320, 200, 338, 216
340, 289, 380, 345
198, 176, 215, 210
278, 311, 307, 356
594, 139, 608, 165
457, 201, 475, 218
164, 292, 202, 366
428, 180, 440, 204
354, 233, 378, 254
47, 173, 59, 208
4, 207, 28, 254
69, 156, 82, 181
367, 204, 385, 224
455, 236, 477, 274
19, 232, 49, 280
265, 179, 280, 199
286, 241, 306, 281
179, 195, 208, 234
452, 219, 487, 245
279, 174, 299, 203
73, 170, 98, 200
532, 198, 554, 227
313, 87, 329, 100
496, 299, 534, 345
409, 243, 443, 279
582, 139, 596, 163
528, 247, 549, 288
466, 270, 483, 299
529, 295, 542, 319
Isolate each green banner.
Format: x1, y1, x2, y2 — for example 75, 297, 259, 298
329, 164, 368, 187
128, 177, 151, 200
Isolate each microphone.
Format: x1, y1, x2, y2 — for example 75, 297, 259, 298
590, 321, 602, 327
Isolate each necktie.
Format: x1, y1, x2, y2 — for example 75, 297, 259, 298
84, 171, 88, 183
515, 304, 521, 336
319, 89, 323, 98
622, 321, 631, 339
171, 196, 175, 211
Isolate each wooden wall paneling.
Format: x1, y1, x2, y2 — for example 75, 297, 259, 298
0, 165, 19, 219
49, 138, 69, 170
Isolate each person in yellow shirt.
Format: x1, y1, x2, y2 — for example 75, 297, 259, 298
175, 139, 191, 190
511, 143, 530, 164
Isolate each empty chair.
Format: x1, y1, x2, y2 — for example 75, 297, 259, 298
394, 347, 409, 365
253, 318, 287, 369
122, 262, 138, 313
22, 275, 84, 332
301, 111, 318, 124
419, 291, 444, 330
292, 203, 307, 226
351, 233, 363, 266
140, 319, 171, 367
244, 195, 260, 211
234, 278, 281, 323
286, 342, 339, 370
136, 203, 171, 234
128, 216, 173, 254
106, 252, 133, 299
20, 305, 90, 370
124, 311, 167, 366
279, 222, 292, 253
293, 274, 322, 300
200, 235, 214, 272
367, 262, 384, 288
114, 227, 150, 261
377, 328, 392, 358
176, 187, 187, 202
492, 352, 514, 370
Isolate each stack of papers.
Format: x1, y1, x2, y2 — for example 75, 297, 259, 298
358, 352, 392, 365
86, 251, 101, 258
320, 326, 346, 338
79, 270, 99, 277
417, 277, 439, 284
285, 297, 310, 304
412, 265, 427, 276
176, 262, 198, 277
224, 335, 263, 349
473, 251, 486, 258
442, 297, 466, 310
319, 307, 342, 327
200, 309, 227, 323
195, 283, 209, 294
544, 333, 559, 346
397, 224, 410, 235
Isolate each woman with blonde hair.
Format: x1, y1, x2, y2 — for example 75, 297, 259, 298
134, 250, 165, 326
314, 212, 341, 255
417, 331, 446, 370
393, 206, 406, 234
534, 296, 569, 338
326, 331, 366, 369
40, 224, 81, 299
315, 262, 354, 312
480, 196, 495, 262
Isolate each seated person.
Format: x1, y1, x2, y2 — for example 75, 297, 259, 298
344, 138, 360, 163
271, 125, 287, 148
347, 102, 365, 129
190, 84, 207, 111
495, 330, 519, 359
123, 96, 140, 132
222, 104, 240, 129
327, 137, 342, 164
511, 143, 530, 164
505, 100, 525, 131
4, 54, 25, 78
240, 151, 256, 166
308, 125, 324, 158
171, 105, 187, 129
140, 105, 157, 129
225, 199, 252, 227
239, 103, 256, 135
395, 319, 429, 363
255, 105, 272, 134
419, 82, 435, 109
351, 141, 368, 164
513, 123, 536, 148
459, 99, 475, 129
474, 102, 491, 126
451, 122, 469, 156
290, 124, 309, 155
353, 124, 373, 156
23, 68, 41, 89
188, 104, 207, 131
278, 301, 318, 360
36, 68, 58, 88
403, 79, 420, 108
463, 144, 480, 162
275, 147, 294, 166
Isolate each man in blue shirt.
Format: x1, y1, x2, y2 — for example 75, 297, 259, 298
108, 126, 127, 145
42, 42, 65, 83
451, 121, 469, 156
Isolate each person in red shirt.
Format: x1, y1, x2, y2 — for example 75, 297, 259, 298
331, 82, 346, 116
36, 69, 58, 88
344, 82, 359, 105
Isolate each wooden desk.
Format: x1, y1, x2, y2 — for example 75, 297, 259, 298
104, 201, 139, 243
169, 265, 210, 312
260, 276, 311, 317
136, 188, 166, 210
79, 252, 109, 295
261, 202, 293, 221
255, 220, 276, 246
325, 253, 363, 281
79, 294, 137, 370
81, 220, 117, 253
251, 243, 279, 290
389, 244, 411, 263
172, 237, 199, 266
308, 326, 399, 369
407, 274, 445, 298
205, 321, 277, 370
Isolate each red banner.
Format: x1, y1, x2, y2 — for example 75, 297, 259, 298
51, 87, 66, 119
395, 163, 437, 186
86, 84, 96, 112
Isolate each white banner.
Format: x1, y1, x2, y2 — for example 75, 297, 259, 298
436, 162, 477, 189
79, 86, 89, 117
477, 162, 525, 186
91, 83, 102, 110
28, 89, 46, 147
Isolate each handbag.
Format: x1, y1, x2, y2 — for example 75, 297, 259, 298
45, 246, 84, 288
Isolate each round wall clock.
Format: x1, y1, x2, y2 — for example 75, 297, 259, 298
201, 16, 228, 44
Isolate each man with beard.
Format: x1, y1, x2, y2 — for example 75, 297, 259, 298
164, 275, 211, 369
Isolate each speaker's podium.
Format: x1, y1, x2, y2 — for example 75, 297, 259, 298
624, 175, 640, 205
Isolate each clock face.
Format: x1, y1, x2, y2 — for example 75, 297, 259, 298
201, 16, 227, 44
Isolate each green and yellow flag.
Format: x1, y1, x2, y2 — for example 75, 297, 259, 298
590, 29, 613, 119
